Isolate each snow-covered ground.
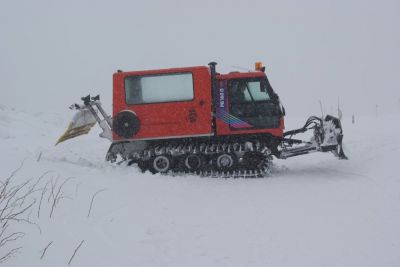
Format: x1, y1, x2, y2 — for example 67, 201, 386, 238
1, 105, 399, 267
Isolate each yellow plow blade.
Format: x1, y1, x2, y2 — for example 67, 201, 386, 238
56, 109, 97, 145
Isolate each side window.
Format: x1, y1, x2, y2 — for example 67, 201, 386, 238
125, 73, 194, 104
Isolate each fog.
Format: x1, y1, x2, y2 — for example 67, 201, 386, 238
1, 0, 399, 117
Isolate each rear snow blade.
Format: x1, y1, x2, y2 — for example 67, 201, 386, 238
56, 95, 113, 145
55, 109, 96, 145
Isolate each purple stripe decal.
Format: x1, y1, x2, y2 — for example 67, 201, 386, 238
215, 82, 252, 129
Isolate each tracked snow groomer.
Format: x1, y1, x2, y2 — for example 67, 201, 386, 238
57, 62, 347, 177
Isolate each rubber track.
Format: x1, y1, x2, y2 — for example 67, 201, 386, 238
129, 140, 274, 178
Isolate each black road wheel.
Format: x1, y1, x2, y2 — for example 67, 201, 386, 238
213, 153, 237, 171
183, 154, 205, 172
150, 155, 173, 174
113, 111, 140, 138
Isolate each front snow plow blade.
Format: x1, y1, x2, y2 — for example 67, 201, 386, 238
55, 109, 97, 145
321, 115, 347, 159
280, 115, 348, 160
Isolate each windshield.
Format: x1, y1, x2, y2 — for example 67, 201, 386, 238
228, 78, 281, 129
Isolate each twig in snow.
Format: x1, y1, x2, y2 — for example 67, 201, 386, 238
40, 241, 53, 260
47, 175, 59, 203
0, 231, 25, 248
68, 240, 84, 265
37, 151, 42, 162
87, 189, 107, 218
37, 182, 49, 218
74, 182, 82, 197
0, 246, 22, 263
4, 159, 25, 183
49, 177, 74, 218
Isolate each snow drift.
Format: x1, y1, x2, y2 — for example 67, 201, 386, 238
0, 106, 399, 267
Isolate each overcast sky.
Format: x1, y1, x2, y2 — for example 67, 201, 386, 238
1, 0, 399, 117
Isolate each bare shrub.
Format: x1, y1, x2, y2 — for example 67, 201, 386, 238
0, 162, 52, 262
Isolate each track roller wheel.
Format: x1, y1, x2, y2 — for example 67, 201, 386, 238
183, 154, 205, 172
213, 153, 237, 171
150, 155, 173, 174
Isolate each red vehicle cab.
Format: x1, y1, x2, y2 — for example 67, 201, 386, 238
214, 71, 284, 138
112, 63, 284, 142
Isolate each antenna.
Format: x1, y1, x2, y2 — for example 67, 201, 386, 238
319, 100, 324, 118
337, 97, 342, 120
231, 65, 252, 72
